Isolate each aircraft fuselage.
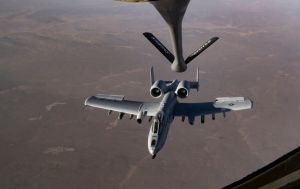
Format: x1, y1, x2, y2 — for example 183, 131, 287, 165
147, 92, 177, 158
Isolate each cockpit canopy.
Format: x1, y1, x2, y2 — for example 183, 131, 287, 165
152, 119, 160, 134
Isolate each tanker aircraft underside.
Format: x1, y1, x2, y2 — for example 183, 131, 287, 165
117, 0, 219, 72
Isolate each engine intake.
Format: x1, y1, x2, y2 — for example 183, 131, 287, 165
175, 81, 190, 98
150, 80, 166, 98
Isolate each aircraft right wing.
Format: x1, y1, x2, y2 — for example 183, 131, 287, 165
85, 94, 160, 119
174, 97, 252, 122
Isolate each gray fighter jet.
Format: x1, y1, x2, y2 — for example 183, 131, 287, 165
84, 67, 253, 158
117, 0, 219, 72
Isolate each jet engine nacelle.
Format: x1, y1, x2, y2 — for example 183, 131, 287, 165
150, 80, 167, 98
175, 81, 190, 98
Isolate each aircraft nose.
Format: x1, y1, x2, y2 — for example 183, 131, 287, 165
148, 148, 155, 156
148, 148, 157, 159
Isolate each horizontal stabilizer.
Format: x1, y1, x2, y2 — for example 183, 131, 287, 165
185, 37, 219, 64
143, 32, 175, 63
189, 67, 199, 91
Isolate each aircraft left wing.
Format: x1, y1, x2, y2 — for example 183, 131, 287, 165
174, 97, 252, 122
85, 94, 160, 117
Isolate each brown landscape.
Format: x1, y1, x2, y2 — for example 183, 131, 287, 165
0, 0, 300, 188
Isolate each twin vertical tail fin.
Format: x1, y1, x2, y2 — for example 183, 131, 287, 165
189, 67, 200, 92
150, 66, 155, 86
196, 67, 199, 91
143, 32, 219, 65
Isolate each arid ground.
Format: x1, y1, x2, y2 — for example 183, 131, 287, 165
0, 0, 300, 188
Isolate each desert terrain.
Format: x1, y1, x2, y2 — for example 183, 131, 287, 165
0, 0, 300, 188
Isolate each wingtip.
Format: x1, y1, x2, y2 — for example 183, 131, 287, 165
84, 96, 92, 106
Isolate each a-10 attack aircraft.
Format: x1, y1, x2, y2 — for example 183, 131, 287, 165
117, 0, 219, 72
84, 67, 253, 159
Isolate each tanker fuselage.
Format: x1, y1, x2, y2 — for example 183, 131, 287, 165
151, 0, 190, 72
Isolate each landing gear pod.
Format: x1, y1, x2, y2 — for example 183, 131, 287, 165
188, 116, 195, 125
136, 111, 146, 124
